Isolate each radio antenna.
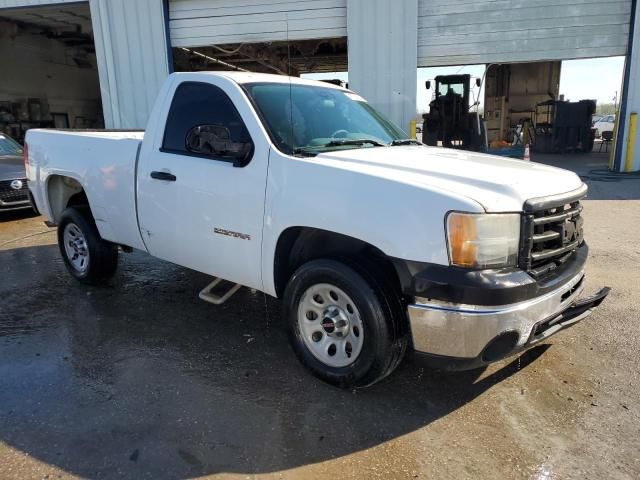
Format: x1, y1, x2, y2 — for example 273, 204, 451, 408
287, 13, 295, 154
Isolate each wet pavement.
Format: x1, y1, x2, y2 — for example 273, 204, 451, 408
1, 163, 639, 479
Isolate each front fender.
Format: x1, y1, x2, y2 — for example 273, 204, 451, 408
260, 152, 483, 296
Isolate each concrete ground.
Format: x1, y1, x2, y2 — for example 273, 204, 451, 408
1, 151, 639, 480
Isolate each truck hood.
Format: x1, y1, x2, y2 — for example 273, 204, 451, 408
0, 155, 26, 181
316, 146, 584, 212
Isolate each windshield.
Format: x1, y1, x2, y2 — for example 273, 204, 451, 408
0, 134, 23, 156
244, 82, 406, 155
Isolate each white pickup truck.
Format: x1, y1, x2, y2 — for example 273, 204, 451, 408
26, 72, 609, 387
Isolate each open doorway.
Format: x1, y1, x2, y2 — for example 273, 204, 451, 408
416, 57, 625, 171
0, 2, 103, 145
172, 38, 348, 77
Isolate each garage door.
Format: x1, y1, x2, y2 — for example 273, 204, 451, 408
169, 0, 347, 48
418, 0, 632, 66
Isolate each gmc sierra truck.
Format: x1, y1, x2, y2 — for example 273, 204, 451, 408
26, 72, 609, 387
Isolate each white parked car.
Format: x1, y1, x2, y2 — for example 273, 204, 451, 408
593, 114, 615, 138
26, 72, 609, 387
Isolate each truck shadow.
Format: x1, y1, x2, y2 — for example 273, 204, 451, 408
0, 209, 39, 223
0, 245, 549, 479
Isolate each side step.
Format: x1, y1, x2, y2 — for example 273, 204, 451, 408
199, 278, 243, 305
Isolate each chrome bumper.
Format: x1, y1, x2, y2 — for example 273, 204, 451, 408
407, 271, 607, 362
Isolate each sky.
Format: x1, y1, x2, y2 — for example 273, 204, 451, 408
304, 56, 626, 113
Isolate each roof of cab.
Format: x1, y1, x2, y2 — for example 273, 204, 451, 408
168, 71, 346, 90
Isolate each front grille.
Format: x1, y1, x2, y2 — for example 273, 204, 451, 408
0, 178, 29, 204
520, 187, 587, 278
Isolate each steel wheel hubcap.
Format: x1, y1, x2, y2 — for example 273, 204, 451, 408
298, 283, 364, 368
63, 223, 90, 273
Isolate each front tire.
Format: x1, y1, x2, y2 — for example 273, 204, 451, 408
57, 207, 118, 284
283, 259, 408, 388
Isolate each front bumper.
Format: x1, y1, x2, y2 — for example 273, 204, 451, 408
0, 201, 31, 211
406, 271, 610, 370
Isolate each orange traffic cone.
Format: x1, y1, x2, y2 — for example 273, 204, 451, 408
524, 144, 531, 161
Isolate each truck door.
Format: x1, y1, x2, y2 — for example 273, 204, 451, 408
137, 79, 269, 291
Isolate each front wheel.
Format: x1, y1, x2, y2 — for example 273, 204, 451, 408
57, 207, 118, 284
283, 259, 408, 388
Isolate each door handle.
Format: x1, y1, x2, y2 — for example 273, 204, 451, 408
150, 171, 177, 182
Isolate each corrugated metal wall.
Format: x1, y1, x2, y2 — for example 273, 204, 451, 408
90, 0, 170, 128
168, 0, 347, 47
417, 0, 633, 66
0, 0, 79, 7
348, 0, 418, 132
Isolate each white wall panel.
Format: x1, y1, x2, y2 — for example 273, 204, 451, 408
348, 0, 418, 133
417, 0, 632, 66
90, 0, 171, 128
0, 0, 80, 7
168, 0, 347, 47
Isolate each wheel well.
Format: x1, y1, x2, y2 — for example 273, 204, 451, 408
273, 227, 402, 299
47, 175, 90, 223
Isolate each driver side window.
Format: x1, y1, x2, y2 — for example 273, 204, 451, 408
161, 82, 253, 164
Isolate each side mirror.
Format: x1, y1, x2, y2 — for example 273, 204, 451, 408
425, 80, 431, 90
475, 78, 482, 87
186, 124, 253, 167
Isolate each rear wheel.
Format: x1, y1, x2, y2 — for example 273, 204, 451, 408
57, 207, 118, 284
284, 259, 408, 388
423, 130, 438, 146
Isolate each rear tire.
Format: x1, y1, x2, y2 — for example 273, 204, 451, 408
57, 207, 118, 285
423, 130, 438, 146
283, 259, 408, 388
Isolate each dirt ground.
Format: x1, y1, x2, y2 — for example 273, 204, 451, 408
0, 151, 638, 480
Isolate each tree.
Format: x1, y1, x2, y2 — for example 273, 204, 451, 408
597, 103, 618, 115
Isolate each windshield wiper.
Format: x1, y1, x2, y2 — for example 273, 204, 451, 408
390, 139, 423, 146
291, 139, 386, 156
292, 147, 319, 157
323, 139, 386, 147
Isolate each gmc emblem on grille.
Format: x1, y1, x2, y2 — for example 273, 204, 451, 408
10, 180, 23, 190
562, 218, 582, 244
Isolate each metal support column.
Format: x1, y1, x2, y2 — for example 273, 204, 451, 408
347, 0, 418, 134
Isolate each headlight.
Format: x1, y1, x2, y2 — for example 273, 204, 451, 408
446, 212, 521, 268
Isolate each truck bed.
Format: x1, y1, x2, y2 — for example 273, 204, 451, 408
27, 129, 147, 251
37, 129, 145, 140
